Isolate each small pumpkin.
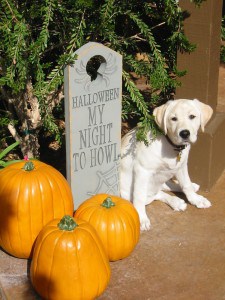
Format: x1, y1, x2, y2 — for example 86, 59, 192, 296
30, 215, 110, 300
74, 194, 140, 261
0, 160, 74, 258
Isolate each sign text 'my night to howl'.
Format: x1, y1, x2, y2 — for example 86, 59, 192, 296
72, 87, 120, 172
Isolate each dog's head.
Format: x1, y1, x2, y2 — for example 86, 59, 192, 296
153, 99, 213, 146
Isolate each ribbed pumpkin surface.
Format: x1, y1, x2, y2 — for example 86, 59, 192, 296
0, 160, 74, 258
75, 194, 140, 261
30, 216, 110, 300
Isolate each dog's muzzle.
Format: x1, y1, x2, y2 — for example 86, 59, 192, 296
179, 129, 190, 140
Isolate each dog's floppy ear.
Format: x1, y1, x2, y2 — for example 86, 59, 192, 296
153, 101, 173, 134
192, 99, 213, 132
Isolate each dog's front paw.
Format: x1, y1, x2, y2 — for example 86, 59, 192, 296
192, 183, 200, 192
191, 195, 211, 208
140, 216, 151, 231
172, 198, 187, 211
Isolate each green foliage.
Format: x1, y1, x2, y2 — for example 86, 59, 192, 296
92, 0, 201, 139
0, 106, 18, 146
0, 141, 21, 168
0, 0, 91, 142
0, 0, 206, 147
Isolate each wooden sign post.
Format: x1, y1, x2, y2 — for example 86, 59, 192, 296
64, 42, 122, 208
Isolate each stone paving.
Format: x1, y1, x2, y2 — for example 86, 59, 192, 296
1, 170, 225, 299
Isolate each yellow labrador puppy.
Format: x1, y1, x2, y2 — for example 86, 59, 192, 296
120, 99, 213, 230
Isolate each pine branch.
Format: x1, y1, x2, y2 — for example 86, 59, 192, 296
100, 0, 115, 24
67, 12, 86, 53
128, 12, 165, 67
122, 70, 149, 119
1, 0, 20, 22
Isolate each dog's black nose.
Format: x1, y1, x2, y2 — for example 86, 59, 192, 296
179, 130, 190, 139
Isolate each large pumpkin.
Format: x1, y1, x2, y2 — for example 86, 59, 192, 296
74, 194, 140, 261
30, 215, 110, 300
0, 160, 74, 258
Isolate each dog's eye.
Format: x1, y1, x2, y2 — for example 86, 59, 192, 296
189, 115, 196, 120
171, 117, 177, 121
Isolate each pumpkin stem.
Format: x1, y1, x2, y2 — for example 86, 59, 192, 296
58, 215, 78, 231
101, 197, 116, 209
22, 161, 35, 171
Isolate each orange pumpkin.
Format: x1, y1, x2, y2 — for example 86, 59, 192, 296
0, 160, 74, 258
74, 194, 140, 261
30, 215, 110, 300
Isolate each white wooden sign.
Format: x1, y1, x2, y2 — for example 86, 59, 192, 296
64, 42, 122, 208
